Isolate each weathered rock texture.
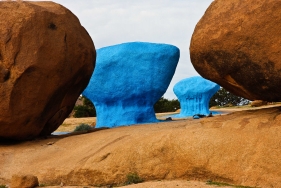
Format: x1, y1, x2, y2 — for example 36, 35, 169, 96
190, 0, 281, 101
1, 107, 281, 187
83, 42, 179, 128
251, 100, 267, 107
10, 174, 39, 188
173, 76, 220, 117
0, 2, 95, 140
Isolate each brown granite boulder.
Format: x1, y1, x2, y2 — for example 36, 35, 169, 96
0, 2, 95, 140
190, 0, 281, 101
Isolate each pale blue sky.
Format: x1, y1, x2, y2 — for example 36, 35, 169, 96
35, 0, 214, 99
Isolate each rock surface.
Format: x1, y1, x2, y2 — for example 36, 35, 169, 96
190, 0, 281, 101
40, 180, 234, 188
10, 174, 39, 188
173, 76, 219, 117
83, 42, 179, 128
1, 106, 281, 187
251, 100, 267, 107
0, 2, 95, 140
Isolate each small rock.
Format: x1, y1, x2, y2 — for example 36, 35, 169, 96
251, 100, 267, 107
165, 117, 172, 121
193, 115, 200, 119
10, 174, 39, 188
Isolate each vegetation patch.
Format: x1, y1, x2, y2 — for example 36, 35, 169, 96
209, 87, 249, 107
0, 185, 7, 188
73, 123, 93, 132
125, 172, 143, 185
73, 97, 96, 118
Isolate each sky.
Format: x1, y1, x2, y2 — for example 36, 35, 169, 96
35, 0, 214, 99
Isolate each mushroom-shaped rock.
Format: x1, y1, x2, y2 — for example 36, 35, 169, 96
190, 0, 281, 101
83, 42, 179, 128
173, 76, 220, 118
0, 2, 95, 140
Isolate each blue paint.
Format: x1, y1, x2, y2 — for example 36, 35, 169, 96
173, 76, 220, 118
83, 42, 179, 128
193, 115, 200, 119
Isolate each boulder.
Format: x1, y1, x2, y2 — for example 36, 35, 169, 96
0, 2, 95, 140
10, 174, 39, 188
190, 0, 281, 101
173, 76, 220, 118
83, 42, 179, 128
251, 100, 267, 107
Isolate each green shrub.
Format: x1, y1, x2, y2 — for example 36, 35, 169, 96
73, 96, 96, 118
209, 87, 250, 107
73, 105, 96, 118
154, 97, 180, 113
0, 185, 7, 188
126, 172, 143, 185
74, 123, 93, 132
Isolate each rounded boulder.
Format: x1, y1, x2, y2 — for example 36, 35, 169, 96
190, 0, 281, 101
0, 2, 95, 140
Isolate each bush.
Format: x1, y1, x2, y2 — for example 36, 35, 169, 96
126, 172, 143, 185
73, 123, 93, 132
209, 87, 250, 107
73, 97, 96, 118
0, 185, 7, 188
154, 97, 180, 113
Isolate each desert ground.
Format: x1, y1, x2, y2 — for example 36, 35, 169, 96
1, 104, 281, 188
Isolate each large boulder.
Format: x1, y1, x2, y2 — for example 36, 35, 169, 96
190, 0, 281, 101
83, 42, 179, 128
173, 76, 220, 118
0, 2, 95, 140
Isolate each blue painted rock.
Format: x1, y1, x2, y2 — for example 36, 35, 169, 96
173, 76, 220, 118
0, 2, 95, 140
83, 42, 179, 128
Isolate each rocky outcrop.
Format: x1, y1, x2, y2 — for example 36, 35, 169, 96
83, 42, 179, 128
0, 2, 95, 140
1, 107, 281, 187
190, 0, 281, 101
173, 76, 219, 117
